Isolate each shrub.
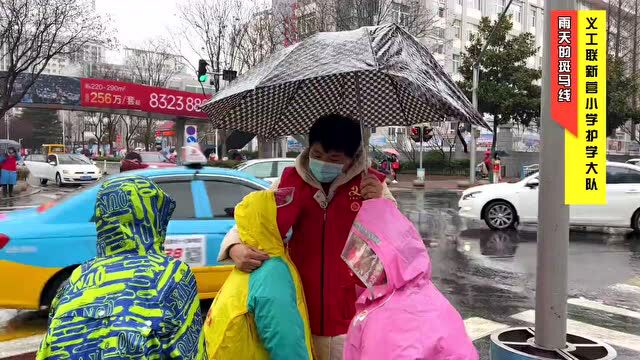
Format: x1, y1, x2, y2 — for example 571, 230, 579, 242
207, 160, 242, 169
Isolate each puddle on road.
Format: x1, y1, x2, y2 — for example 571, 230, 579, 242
0, 310, 46, 342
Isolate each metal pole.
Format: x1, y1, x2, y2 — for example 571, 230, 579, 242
419, 126, 423, 170
470, 66, 479, 183
535, 0, 574, 349
215, 129, 218, 160
62, 111, 66, 149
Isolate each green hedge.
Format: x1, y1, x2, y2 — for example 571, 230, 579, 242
399, 151, 470, 176
207, 160, 242, 169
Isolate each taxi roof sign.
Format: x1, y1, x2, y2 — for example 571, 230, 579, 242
181, 145, 207, 167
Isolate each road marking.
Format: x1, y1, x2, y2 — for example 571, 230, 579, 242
511, 310, 640, 352
463, 317, 510, 341
0, 334, 43, 358
569, 298, 640, 320
610, 283, 640, 294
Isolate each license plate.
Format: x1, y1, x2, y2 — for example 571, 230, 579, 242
80, 176, 92, 180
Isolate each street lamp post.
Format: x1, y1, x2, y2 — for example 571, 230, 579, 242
468, 0, 515, 184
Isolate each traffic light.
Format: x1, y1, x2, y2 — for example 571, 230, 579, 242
410, 127, 434, 142
197, 59, 208, 83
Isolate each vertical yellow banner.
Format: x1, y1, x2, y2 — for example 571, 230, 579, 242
565, 10, 607, 205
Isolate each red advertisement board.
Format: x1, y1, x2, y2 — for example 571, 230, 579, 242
80, 78, 210, 119
550, 11, 578, 136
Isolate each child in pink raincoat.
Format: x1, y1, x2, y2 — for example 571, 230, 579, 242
343, 198, 478, 360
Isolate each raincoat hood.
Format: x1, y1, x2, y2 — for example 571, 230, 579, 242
95, 175, 176, 257
235, 190, 285, 257
348, 198, 431, 297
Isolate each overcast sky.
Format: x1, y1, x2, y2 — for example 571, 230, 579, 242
96, 0, 180, 46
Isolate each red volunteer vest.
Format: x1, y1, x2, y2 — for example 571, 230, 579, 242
2, 156, 17, 172
276, 167, 386, 336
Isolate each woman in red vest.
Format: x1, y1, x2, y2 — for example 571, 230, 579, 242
0, 147, 20, 197
218, 115, 395, 360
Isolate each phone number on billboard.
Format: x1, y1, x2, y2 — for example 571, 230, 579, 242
149, 93, 204, 112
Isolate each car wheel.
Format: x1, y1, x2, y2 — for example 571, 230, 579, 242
632, 209, 640, 232
40, 178, 48, 185
40, 267, 75, 310
484, 201, 517, 230
56, 173, 63, 187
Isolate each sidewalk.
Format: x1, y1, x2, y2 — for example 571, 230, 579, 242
387, 173, 467, 191
387, 173, 517, 191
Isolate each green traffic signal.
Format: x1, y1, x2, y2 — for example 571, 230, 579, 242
198, 74, 209, 83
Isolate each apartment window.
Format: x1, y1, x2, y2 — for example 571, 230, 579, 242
391, 2, 411, 27
496, 0, 505, 15
298, 13, 318, 39
511, 2, 522, 23
453, 20, 461, 39
453, 54, 461, 73
438, 6, 445, 18
530, 8, 537, 28
434, 27, 445, 38
468, 24, 478, 41
436, 44, 444, 54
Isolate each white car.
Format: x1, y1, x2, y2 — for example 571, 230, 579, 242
459, 162, 640, 231
626, 158, 640, 166
236, 158, 296, 184
25, 153, 102, 186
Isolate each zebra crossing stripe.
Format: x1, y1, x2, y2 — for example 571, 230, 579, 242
0, 334, 43, 358
463, 317, 510, 341
511, 310, 640, 352
569, 298, 640, 320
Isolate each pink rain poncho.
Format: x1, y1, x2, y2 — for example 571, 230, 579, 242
343, 198, 478, 360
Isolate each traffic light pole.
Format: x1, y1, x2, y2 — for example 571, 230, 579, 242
468, 0, 514, 185
470, 66, 478, 184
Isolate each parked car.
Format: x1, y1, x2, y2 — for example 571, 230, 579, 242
236, 158, 296, 183
0, 165, 269, 310
25, 153, 102, 186
459, 162, 640, 231
120, 151, 176, 172
626, 158, 640, 166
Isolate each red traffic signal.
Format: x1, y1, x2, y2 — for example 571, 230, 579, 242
410, 127, 433, 142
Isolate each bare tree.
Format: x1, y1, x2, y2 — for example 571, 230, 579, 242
0, 0, 110, 118
177, 0, 245, 92
125, 38, 183, 151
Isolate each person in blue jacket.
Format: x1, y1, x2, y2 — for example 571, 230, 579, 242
37, 175, 206, 359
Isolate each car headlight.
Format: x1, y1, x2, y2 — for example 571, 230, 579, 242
62, 170, 70, 175
462, 191, 482, 200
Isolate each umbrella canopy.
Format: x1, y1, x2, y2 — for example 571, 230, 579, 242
201, 23, 488, 138
383, 149, 400, 156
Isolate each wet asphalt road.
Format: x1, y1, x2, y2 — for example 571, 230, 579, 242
1, 188, 639, 359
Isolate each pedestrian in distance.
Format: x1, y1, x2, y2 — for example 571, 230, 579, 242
343, 198, 478, 360
37, 175, 206, 360
391, 155, 400, 184
204, 190, 314, 360
0, 147, 21, 197
218, 114, 395, 360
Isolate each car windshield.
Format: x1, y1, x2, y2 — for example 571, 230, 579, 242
141, 152, 168, 163
57, 154, 92, 165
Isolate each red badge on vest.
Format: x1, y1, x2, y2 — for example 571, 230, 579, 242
350, 202, 361, 212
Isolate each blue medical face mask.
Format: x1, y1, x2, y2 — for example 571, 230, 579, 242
309, 157, 344, 183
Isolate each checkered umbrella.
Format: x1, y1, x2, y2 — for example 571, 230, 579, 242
201, 23, 489, 138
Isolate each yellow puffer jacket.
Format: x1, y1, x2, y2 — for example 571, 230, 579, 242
204, 190, 314, 360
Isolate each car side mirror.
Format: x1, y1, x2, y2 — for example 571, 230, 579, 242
526, 179, 539, 188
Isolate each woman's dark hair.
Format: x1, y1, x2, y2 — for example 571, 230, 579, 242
125, 152, 142, 162
308, 114, 361, 158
